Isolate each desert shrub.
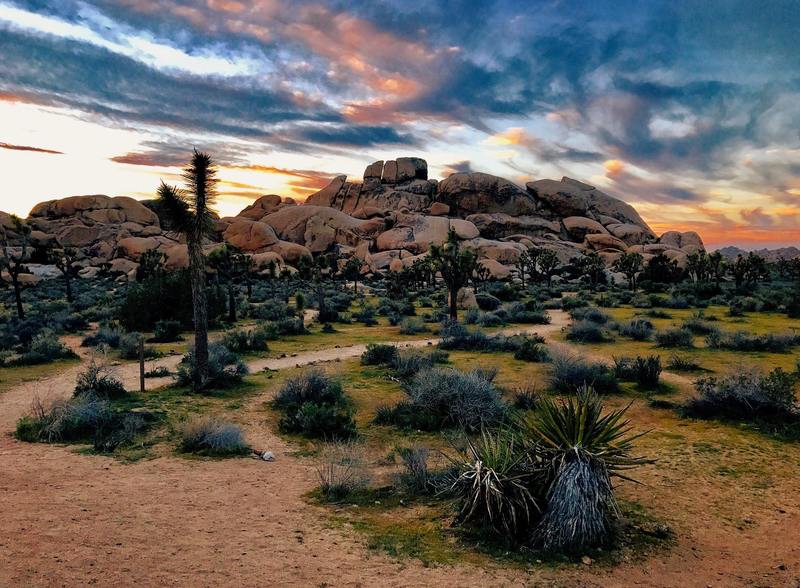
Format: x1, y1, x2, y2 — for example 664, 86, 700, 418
222, 327, 270, 353
682, 367, 798, 431
180, 416, 249, 456
390, 349, 449, 380
316, 441, 370, 500
438, 321, 491, 350
93, 411, 156, 453
667, 355, 703, 371
513, 336, 549, 362
505, 301, 550, 324
478, 312, 505, 327
399, 317, 429, 335
617, 318, 654, 341
82, 324, 122, 348
14, 330, 77, 365
561, 296, 588, 311
476, 292, 502, 311
360, 343, 398, 366
249, 299, 292, 321
400, 368, 506, 432
261, 317, 307, 339
273, 370, 356, 439
569, 307, 610, 324
74, 362, 128, 399
152, 320, 183, 343
175, 343, 248, 389
352, 304, 378, 326
645, 309, 671, 319
16, 395, 108, 443
451, 428, 538, 539
655, 327, 694, 348
705, 330, 800, 353
681, 314, 719, 336
118, 332, 159, 360
398, 446, 432, 494
566, 320, 613, 343
549, 346, 618, 394
613, 355, 661, 390
144, 366, 171, 378
374, 401, 441, 430
512, 386, 539, 410
525, 392, 649, 553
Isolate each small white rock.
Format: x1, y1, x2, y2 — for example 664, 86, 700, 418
261, 451, 275, 461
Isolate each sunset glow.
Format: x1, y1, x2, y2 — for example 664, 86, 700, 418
1, 0, 798, 249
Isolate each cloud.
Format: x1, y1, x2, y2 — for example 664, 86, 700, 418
0, 141, 62, 154
110, 141, 251, 167
289, 124, 416, 147
441, 160, 473, 176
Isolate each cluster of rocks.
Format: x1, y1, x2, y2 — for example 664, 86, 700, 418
0, 157, 704, 285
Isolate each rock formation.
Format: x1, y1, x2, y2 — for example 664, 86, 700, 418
1, 157, 704, 283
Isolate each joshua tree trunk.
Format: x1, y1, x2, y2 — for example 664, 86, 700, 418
188, 238, 209, 390
448, 287, 458, 320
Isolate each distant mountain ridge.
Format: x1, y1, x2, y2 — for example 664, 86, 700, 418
716, 245, 800, 262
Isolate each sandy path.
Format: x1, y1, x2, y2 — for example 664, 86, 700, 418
3, 310, 800, 587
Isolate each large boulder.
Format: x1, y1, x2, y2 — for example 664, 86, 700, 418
478, 258, 512, 280
563, 216, 608, 240
527, 177, 654, 238
236, 195, 294, 221
30, 195, 159, 227
376, 214, 479, 254
259, 205, 386, 253
658, 231, 704, 254
222, 219, 279, 251
437, 172, 538, 217
464, 238, 527, 264
585, 233, 629, 252
465, 213, 560, 240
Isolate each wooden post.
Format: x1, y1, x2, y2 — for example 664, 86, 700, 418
139, 337, 145, 393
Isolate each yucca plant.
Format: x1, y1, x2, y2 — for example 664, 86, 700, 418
449, 428, 540, 539
523, 389, 650, 552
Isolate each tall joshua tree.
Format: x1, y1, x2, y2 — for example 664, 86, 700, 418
0, 216, 31, 319
430, 228, 476, 320
156, 150, 217, 390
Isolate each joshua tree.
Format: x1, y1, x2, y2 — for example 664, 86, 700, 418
473, 263, 492, 292
208, 244, 244, 323
707, 251, 725, 290
0, 216, 31, 319
533, 248, 560, 287
613, 252, 644, 292
342, 256, 362, 295
429, 228, 477, 320
49, 245, 80, 303
155, 150, 218, 390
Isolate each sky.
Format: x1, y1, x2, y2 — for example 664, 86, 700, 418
0, 0, 799, 249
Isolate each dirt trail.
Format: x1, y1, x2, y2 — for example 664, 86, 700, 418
3, 310, 800, 587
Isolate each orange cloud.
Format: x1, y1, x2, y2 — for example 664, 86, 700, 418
484, 127, 531, 146
603, 159, 625, 177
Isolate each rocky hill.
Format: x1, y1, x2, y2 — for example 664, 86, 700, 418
1, 157, 704, 282
716, 245, 800, 262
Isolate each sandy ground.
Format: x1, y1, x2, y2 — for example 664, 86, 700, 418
2, 311, 800, 587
